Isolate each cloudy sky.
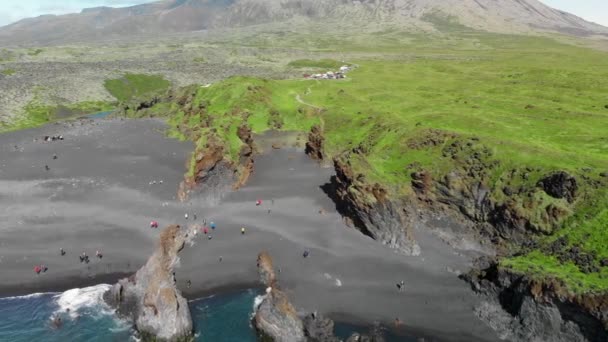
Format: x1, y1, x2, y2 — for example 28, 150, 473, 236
0, 0, 606, 27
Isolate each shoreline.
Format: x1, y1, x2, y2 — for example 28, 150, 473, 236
0, 278, 432, 341
0, 118, 500, 341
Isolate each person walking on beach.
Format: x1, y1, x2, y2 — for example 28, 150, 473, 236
185, 213, 189, 220
96, 250, 103, 259
241, 227, 246, 235
60, 248, 66, 256
210, 222, 216, 230
396, 280, 405, 292
34, 265, 42, 274
203, 227, 209, 235
303, 250, 310, 258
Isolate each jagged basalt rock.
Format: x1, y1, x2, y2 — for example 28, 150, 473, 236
537, 171, 578, 203
235, 124, 255, 189
464, 259, 608, 342
254, 252, 306, 342
323, 155, 420, 255
254, 252, 359, 342
303, 313, 341, 342
305, 125, 325, 161
104, 225, 194, 342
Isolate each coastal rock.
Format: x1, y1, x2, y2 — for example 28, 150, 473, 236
104, 225, 194, 341
303, 313, 341, 342
235, 124, 255, 189
254, 252, 375, 342
323, 155, 420, 255
537, 171, 578, 203
254, 252, 306, 342
435, 171, 492, 222
464, 259, 608, 342
305, 125, 325, 161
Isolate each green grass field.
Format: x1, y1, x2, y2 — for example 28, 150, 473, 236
104, 73, 171, 102
145, 32, 608, 294
0, 101, 113, 132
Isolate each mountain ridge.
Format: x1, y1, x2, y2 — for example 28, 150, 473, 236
0, 0, 606, 46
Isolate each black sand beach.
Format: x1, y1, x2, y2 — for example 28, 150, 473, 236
0, 118, 499, 341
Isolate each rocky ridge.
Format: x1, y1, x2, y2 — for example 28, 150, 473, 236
104, 224, 194, 341
464, 257, 608, 342
307, 126, 607, 341
1, 0, 606, 45
254, 251, 385, 342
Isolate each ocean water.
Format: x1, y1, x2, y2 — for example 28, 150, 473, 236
0, 286, 408, 341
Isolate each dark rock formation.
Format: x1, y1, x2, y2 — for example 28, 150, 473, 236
254, 251, 306, 342
303, 313, 341, 342
235, 124, 255, 189
323, 155, 420, 255
345, 331, 386, 342
305, 125, 325, 161
254, 252, 367, 342
435, 171, 492, 222
537, 171, 578, 203
464, 258, 608, 342
104, 225, 194, 342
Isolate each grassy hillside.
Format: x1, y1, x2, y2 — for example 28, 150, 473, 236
104, 73, 171, 102
0, 101, 113, 132
140, 33, 608, 294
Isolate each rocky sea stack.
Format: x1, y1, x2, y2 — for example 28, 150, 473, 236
104, 224, 194, 342
254, 251, 306, 342
253, 251, 384, 342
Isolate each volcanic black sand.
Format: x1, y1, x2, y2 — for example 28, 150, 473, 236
0, 118, 499, 341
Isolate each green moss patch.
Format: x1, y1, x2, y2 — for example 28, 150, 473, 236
104, 73, 171, 102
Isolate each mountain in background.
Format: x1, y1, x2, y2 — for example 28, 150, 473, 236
1, 0, 607, 45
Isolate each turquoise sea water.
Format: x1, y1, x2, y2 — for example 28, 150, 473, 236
0, 286, 410, 341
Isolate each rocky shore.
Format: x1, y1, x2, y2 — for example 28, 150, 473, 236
463, 257, 608, 342
253, 251, 386, 342
104, 224, 195, 341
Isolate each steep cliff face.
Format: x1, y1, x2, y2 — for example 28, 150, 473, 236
464, 258, 608, 342
254, 251, 306, 342
104, 225, 194, 342
323, 155, 420, 255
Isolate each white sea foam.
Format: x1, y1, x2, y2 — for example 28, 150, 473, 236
0, 292, 54, 300
252, 294, 267, 314
53, 284, 112, 318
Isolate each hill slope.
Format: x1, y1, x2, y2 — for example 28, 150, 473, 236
0, 0, 606, 45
